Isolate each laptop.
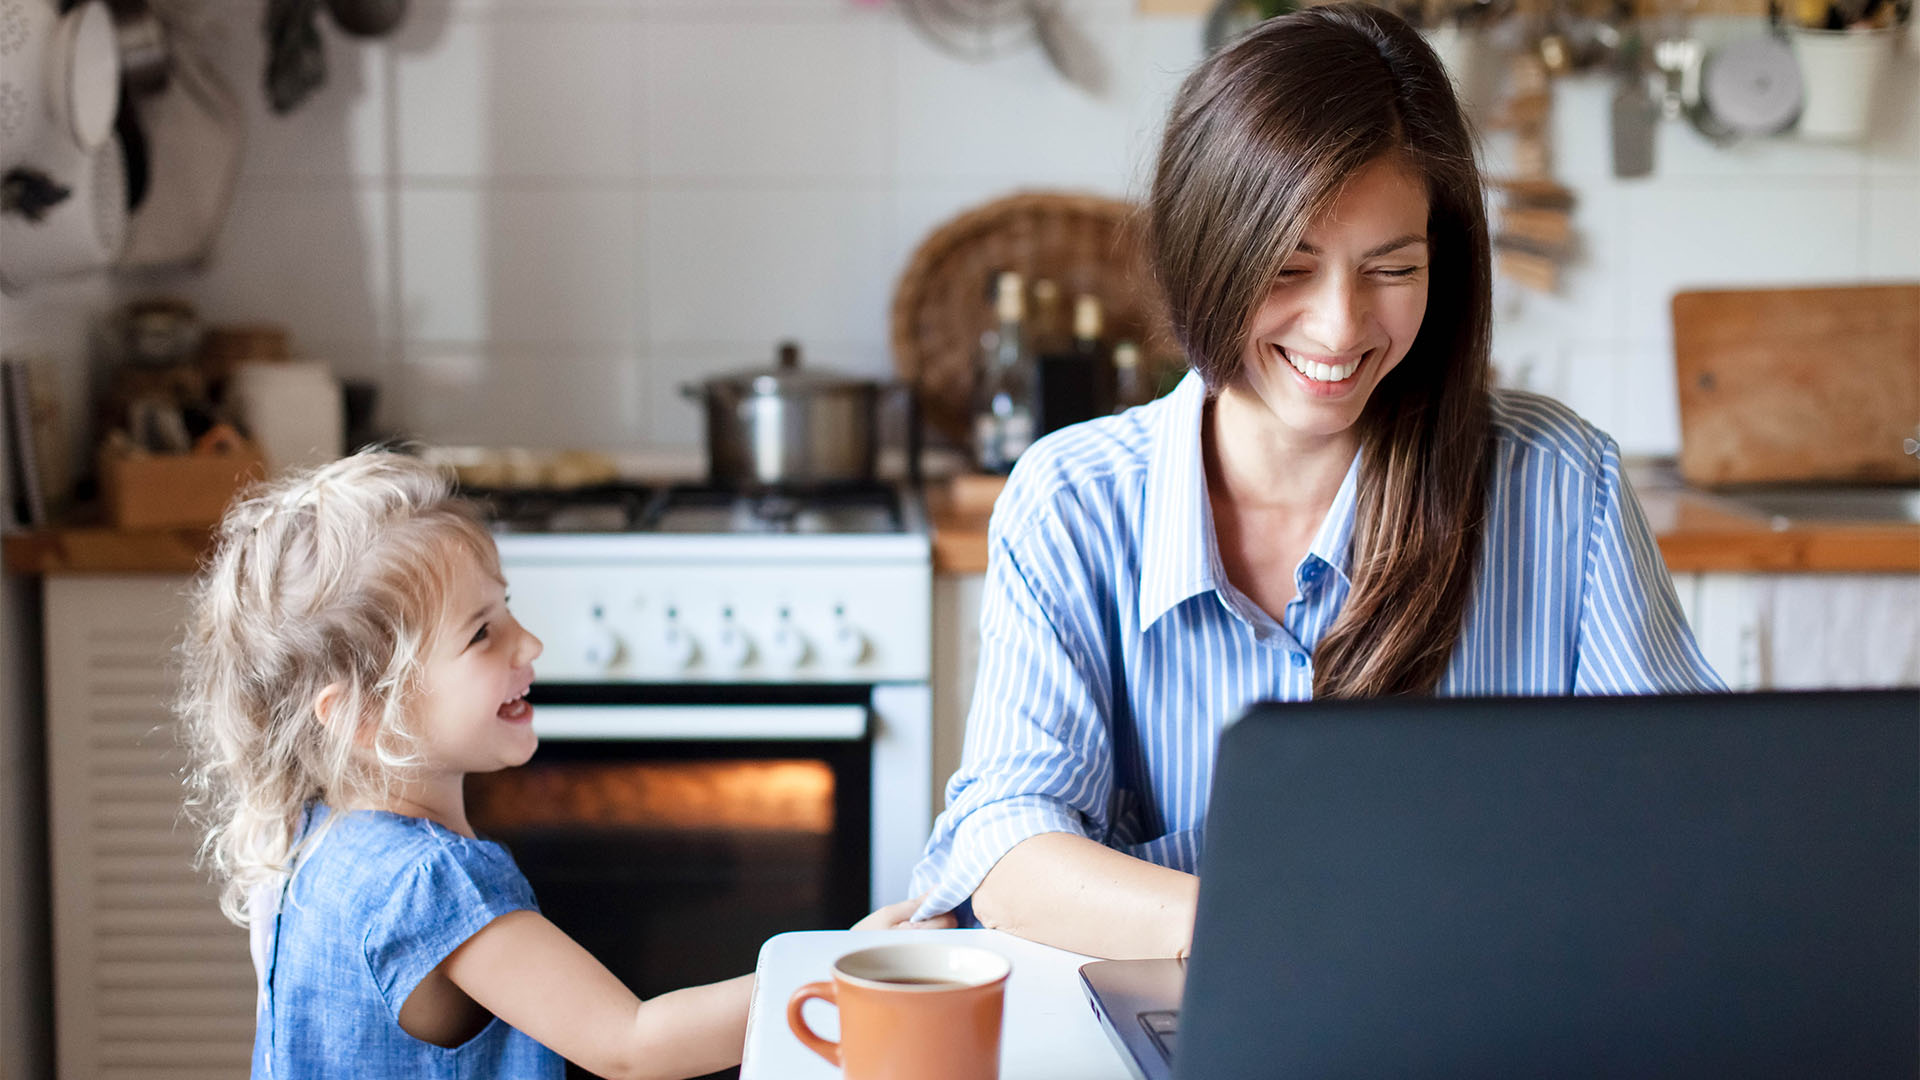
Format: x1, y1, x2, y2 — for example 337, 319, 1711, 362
1080, 690, 1919, 1080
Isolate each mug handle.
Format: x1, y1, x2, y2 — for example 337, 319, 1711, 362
786, 980, 842, 1066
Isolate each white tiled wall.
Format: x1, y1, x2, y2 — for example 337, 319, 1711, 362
31, 0, 1920, 456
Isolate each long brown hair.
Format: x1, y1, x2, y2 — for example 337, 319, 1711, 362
1146, 2, 1493, 697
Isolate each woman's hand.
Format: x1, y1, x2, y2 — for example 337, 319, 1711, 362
850, 892, 958, 931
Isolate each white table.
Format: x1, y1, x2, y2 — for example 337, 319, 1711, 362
743, 929, 1135, 1079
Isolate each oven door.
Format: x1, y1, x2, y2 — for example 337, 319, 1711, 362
465, 693, 873, 1009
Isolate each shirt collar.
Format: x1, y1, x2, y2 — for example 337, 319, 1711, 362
1136, 370, 1363, 631
1307, 443, 1362, 586
1138, 371, 1225, 631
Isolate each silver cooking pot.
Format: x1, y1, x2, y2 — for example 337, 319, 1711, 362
682, 342, 915, 490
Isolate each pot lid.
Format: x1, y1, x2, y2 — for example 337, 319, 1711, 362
707, 342, 880, 394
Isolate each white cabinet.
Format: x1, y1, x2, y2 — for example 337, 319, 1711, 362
931, 574, 986, 816
933, 573, 1918, 755
45, 576, 252, 1079
1672, 572, 1920, 691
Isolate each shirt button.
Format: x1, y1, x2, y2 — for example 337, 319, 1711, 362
1301, 561, 1321, 580
1290, 652, 1308, 668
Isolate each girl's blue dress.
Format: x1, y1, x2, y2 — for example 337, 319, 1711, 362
249, 805, 565, 1078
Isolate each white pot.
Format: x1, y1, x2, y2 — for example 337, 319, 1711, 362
1788, 26, 1898, 141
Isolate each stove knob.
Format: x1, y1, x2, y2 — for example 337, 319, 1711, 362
712, 611, 754, 671
765, 610, 810, 670
582, 621, 623, 672
827, 609, 869, 666
657, 611, 699, 671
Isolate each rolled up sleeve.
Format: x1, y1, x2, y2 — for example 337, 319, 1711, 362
911, 485, 1119, 922
1574, 439, 1726, 694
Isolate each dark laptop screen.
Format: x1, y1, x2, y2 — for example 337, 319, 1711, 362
1176, 691, 1919, 1080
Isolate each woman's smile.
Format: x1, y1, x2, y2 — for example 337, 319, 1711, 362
1272, 344, 1373, 395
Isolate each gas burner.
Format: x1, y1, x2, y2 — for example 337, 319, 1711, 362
466, 482, 657, 535
747, 493, 803, 527
468, 478, 922, 537
641, 483, 910, 536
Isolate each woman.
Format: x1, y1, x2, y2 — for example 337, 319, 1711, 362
908, 2, 1721, 960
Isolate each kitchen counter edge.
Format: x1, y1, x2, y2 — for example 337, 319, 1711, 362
7, 479, 1917, 577
925, 475, 1920, 576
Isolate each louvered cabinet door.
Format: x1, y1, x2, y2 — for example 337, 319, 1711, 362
46, 577, 253, 1079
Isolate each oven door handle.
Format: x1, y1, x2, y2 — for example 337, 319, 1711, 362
529, 704, 868, 741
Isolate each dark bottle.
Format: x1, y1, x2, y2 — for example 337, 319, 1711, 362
1071, 293, 1113, 413
1028, 278, 1069, 359
1034, 292, 1111, 437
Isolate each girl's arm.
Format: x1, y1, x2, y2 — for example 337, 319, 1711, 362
972, 832, 1199, 960
438, 895, 947, 1080
443, 910, 750, 1080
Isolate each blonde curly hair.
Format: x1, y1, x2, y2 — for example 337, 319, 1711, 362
177, 450, 501, 926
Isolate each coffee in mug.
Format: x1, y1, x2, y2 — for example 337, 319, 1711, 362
787, 942, 1010, 1080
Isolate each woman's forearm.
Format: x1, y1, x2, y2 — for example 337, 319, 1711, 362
971, 832, 1199, 959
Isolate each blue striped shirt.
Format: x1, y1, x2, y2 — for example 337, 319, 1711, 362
910, 371, 1723, 921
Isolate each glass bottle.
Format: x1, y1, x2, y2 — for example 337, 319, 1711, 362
972, 270, 1035, 473
1112, 340, 1148, 413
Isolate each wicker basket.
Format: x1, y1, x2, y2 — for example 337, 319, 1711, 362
889, 191, 1184, 448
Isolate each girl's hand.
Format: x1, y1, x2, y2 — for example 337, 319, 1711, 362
851, 892, 958, 931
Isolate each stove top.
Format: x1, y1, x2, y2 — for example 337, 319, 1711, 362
470, 481, 922, 537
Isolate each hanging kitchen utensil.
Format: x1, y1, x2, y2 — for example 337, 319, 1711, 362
1651, 30, 1700, 120
1202, 0, 1300, 53
898, 0, 1105, 95
115, 7, 242, 272
0, 0, 121, 171
1609, 30, 1658, 177
265, 0, 326, 114
115, 5, 172, 95
1028, 0, 1105, 95
898, 0, 1036, 62
1696, 32, 1802, 138
1788, 25, 1895, 140
326, 0, 408, 37
0, 0, 128, 294
0, 131, 127, 293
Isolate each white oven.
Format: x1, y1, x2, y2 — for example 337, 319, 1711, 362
467, 500, 932, 1030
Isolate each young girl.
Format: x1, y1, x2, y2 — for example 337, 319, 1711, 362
179, 451, 946, 1079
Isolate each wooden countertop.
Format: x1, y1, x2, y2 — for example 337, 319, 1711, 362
3, 524, 218, 575
926, 474, 1920, 576
7, 473, 1917, 577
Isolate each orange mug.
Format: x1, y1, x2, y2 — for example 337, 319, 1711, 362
787, 943, 1011, 1080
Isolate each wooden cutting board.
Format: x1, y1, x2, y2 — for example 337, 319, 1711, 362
1672, 283, 1920, 488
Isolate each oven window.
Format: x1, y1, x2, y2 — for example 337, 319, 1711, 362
466, 741, 869, 1079
470, 759, 836, 833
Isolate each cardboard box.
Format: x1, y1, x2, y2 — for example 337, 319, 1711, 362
100, 443, 266, 529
